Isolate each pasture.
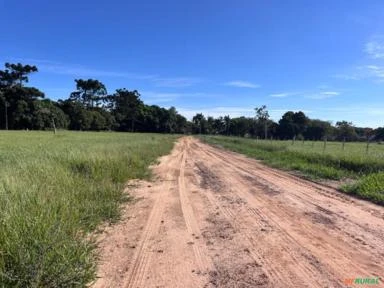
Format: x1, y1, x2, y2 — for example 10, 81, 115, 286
0, 131, 177, 287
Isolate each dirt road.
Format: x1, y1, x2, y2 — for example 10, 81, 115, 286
93, 137, 384, 288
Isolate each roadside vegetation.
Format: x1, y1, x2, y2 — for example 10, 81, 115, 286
0, 131, 177, 287
200, 136, 384, 205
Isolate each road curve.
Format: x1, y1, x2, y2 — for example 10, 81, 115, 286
93, 137, 384, 288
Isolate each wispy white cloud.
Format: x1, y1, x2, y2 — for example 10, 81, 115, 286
332, 65, 384, 83
323, 106, 384, 115
7, 57, 201, 87
141, 91, 182, 104
322, 91, 339, 96
315, 105, 384, 128
269, 92, 293, 98
8, 58, 139, 78
15, 58, 157, 80
305, 91, 340, 100
141, 91, 243, 105
224, 80, 260, 88
332, 73, 361, 80
365, 36, 384, 59
331, 37, 384, 83
268, 88, 341, 100
40, 63, 156, 79
362, 64, 384, 81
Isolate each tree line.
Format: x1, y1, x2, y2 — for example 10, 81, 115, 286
192, 109, 382, 141
0, 62, 383, 141
0, 63, 187, 133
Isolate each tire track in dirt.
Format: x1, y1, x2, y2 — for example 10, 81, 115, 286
199, 141, 384, 255
202, 141, 384, 220
124, 150, 183, 288
192, 140, 384, 282
193, 160, 339, 288
197, 141, 384, 245
93, 137, 384, 288
177, 141, 212, 274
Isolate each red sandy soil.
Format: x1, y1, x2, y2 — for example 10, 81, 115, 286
93, 137, 384, 288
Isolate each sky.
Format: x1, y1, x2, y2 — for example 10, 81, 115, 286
1, 0, 384, 128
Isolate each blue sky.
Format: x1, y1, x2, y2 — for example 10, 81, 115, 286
1, 0, 384, 127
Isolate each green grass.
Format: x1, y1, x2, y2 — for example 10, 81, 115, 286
0, 131, 177, 287
200, 136, 384, 205
341, 172, 384, 204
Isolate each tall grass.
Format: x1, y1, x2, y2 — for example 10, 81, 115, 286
0, 131, 177, 287
200, 136, 384, 205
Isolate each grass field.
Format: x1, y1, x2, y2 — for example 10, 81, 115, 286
200, 136, 384, 205
0, 131, 177, 287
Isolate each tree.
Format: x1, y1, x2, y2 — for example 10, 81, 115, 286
70, 79, 107, 108
213, 117, 225, 135
89, 110, 108, 131
304, 119, 332, 140
292, 111, 308, 137
268, 120, 279, 139
0, 63, 44, 129
166, 107, 178, 133
33, 99, 69, 130
230, 117, 252, 137
224, 115, 231, 135
2, 62, 380, 136
175, 113, 187, 134
277, 111, 309, 140
0, 89, 8, 129
336, 121, 357, 141
355, 127, 374, 141
374, 127, 384, 141
0, 63, 38, 87
278, 111, 295, 139
113, 89, 143, 132
58, 99, 92, 130
206, 116, 215, 134
192, 113, 206, 134
255, 105, 269, 139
